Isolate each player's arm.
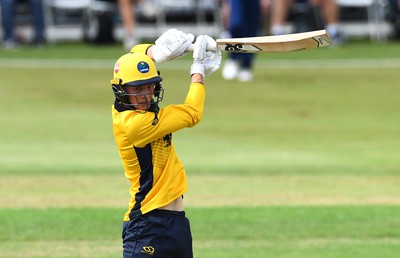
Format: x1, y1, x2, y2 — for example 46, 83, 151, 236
124, 82, 206, 147
125, 36, 221, 147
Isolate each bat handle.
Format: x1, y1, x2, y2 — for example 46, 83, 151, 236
187, 44, 218, 52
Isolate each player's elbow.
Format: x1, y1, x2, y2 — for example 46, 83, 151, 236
185, 105, 203, 127
191, 110, 203, 126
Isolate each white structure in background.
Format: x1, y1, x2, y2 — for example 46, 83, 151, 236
336, 0, 390, 41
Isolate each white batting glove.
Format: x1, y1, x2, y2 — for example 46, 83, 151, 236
190, 35, 222, 77
152, 29, 195, 63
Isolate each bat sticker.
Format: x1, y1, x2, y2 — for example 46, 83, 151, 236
225, 44, 243, 52
223, 44, 262, 52
313, 36, 331, 47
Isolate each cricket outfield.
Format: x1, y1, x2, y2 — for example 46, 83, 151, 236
0, 40, 399, 258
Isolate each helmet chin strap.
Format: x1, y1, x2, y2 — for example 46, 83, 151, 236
149, 100, 160, 125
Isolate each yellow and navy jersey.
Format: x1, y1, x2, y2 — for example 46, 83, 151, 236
112, 44, 206, 221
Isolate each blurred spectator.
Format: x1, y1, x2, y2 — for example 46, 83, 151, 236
270, 0, 345, 46
219, 0, 271, 38
118, 0, 141, 50
221, 0, 271, 82
387, 0, 400, 40
0, 0, 46, 49
217, 0, 231, 38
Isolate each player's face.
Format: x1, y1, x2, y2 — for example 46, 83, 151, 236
125, 84, 156, 110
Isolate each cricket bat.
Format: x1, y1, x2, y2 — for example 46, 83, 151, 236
188, 30, 331, 53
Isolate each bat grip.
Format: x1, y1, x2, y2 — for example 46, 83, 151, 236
187, 44, 218, 52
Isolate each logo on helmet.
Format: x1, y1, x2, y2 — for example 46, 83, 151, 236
114, 63, 120, 73
137, 61, 150, 73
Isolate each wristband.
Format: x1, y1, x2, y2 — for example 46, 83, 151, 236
190, 62, 205, 77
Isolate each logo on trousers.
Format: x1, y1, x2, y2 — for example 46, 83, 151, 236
141, 246, 155, 255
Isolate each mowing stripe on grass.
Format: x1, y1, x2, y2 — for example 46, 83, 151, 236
1, 175, 399, 208
2, 58, 400, 69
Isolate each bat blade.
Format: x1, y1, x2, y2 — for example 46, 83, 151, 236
188, 30, 332, 53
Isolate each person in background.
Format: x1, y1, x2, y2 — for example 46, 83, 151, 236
387, 0, 400, 40
117, 0, 141, 50
270, 0, 345, 46
218, 0, 232, 39
0, 0, 46, 49
221, 0, 270, 82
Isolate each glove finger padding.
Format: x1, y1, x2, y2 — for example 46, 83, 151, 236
204, 51, 222, 76
193, 35, 208, 61
191, 35, 221, 77
153, 29, 194, 63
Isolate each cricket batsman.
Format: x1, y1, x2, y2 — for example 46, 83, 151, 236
110, 29, 221, 257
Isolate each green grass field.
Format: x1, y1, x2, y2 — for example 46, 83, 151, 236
1, 39, 400, 257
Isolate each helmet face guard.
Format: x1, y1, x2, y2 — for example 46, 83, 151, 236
112, 82, 164, 110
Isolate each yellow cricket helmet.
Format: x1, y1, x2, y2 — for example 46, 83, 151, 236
111, 52, 162, 86
111, 52, 164, 120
